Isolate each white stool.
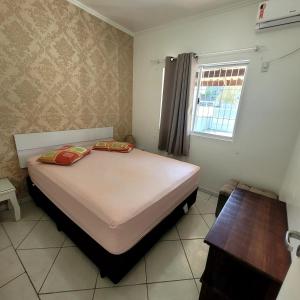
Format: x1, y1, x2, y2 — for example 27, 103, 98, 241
0, 178, 21, 221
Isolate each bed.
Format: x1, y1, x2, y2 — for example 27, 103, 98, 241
15, 128, 200, 283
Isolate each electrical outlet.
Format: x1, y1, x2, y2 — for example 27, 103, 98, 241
261, 61, 270, 72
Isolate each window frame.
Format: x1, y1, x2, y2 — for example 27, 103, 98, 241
191, 60, 249, 142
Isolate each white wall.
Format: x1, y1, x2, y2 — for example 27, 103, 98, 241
278, 132, 300, 300
280, 131, 300, 208
280, 131, 300, 231
133, 3, 300, 193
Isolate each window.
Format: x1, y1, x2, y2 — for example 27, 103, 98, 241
191, 61, 248, 139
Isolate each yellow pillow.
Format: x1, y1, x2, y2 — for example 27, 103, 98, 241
93, 141, 134, 153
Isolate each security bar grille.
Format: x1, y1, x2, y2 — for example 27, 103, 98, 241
192, 61, 248, 138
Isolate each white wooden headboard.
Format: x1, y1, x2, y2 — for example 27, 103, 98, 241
14, 127, 113, 168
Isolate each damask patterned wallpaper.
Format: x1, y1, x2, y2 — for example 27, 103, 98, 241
0, 0, 133, 197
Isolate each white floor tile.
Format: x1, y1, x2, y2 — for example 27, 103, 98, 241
40, 247, 98, 293
148, 279, 199, 300
194, 279, 202, 293
197, 191, 210, 202
182, 239, 209, 278
146, 241, 193, 282
2, 221, 37, 248
210, 196, 218, 202
0, 200, 42, 222
20, 201, 44, 221
17, 248, 60, 291
1, 194, 213, 299
202, 214, 216, 228
40, 213, 50, 221
63, 237, 75, 247
177, 215, 209, 239
18, 221, 65, 249
0, 273, 39, 300
0, 225, 11, 250
40, 290, 94, 300
195, 195, 218, 214
160, 226, 180, 241
97, 257, 146, 287
187, 204, 199, 215
0, 247, 24, 286
0, 208, 16, 222
94, 285, 147, 300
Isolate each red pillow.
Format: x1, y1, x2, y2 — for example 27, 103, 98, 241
38, 146, 91, 165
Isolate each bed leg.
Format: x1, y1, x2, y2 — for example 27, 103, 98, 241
99, 269, 106, 278
56, 223, 62, 232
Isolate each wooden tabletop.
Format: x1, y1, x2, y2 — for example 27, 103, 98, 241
205, 189, 291, 283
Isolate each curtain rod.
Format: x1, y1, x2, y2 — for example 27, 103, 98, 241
151, 45, 260, 64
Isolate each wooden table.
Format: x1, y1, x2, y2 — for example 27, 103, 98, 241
200, 189, 291, 300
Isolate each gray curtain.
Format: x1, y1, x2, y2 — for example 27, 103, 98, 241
158, 53, 195, 156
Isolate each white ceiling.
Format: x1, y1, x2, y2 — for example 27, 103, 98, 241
76, 0, 257, 33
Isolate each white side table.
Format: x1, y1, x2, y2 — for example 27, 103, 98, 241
0, 178, 21, 221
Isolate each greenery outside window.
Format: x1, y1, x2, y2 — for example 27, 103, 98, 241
191, 61, 248, 140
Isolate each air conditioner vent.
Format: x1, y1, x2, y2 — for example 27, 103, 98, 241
256, 0, 300, 31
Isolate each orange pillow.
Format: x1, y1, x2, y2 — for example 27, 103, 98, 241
93, 141, 134, 153
38, 146, 91, 165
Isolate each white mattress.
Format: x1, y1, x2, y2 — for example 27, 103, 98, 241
28, 149, 200, 254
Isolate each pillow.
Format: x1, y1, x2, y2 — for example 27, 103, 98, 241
93, 141, 134, 153
38, 146, 91, 165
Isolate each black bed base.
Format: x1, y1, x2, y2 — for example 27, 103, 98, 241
27, 176, 198, 283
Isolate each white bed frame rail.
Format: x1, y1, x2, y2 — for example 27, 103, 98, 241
14, 127, 113, 168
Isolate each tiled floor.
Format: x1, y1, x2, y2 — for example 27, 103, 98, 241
0, 191, 217, 300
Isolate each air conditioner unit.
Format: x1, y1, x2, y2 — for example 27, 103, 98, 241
256, 0, 300, 30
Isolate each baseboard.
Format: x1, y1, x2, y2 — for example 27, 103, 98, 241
0, 195, 32, 212
198, 186, 219, 197
20, 195, 33, 203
